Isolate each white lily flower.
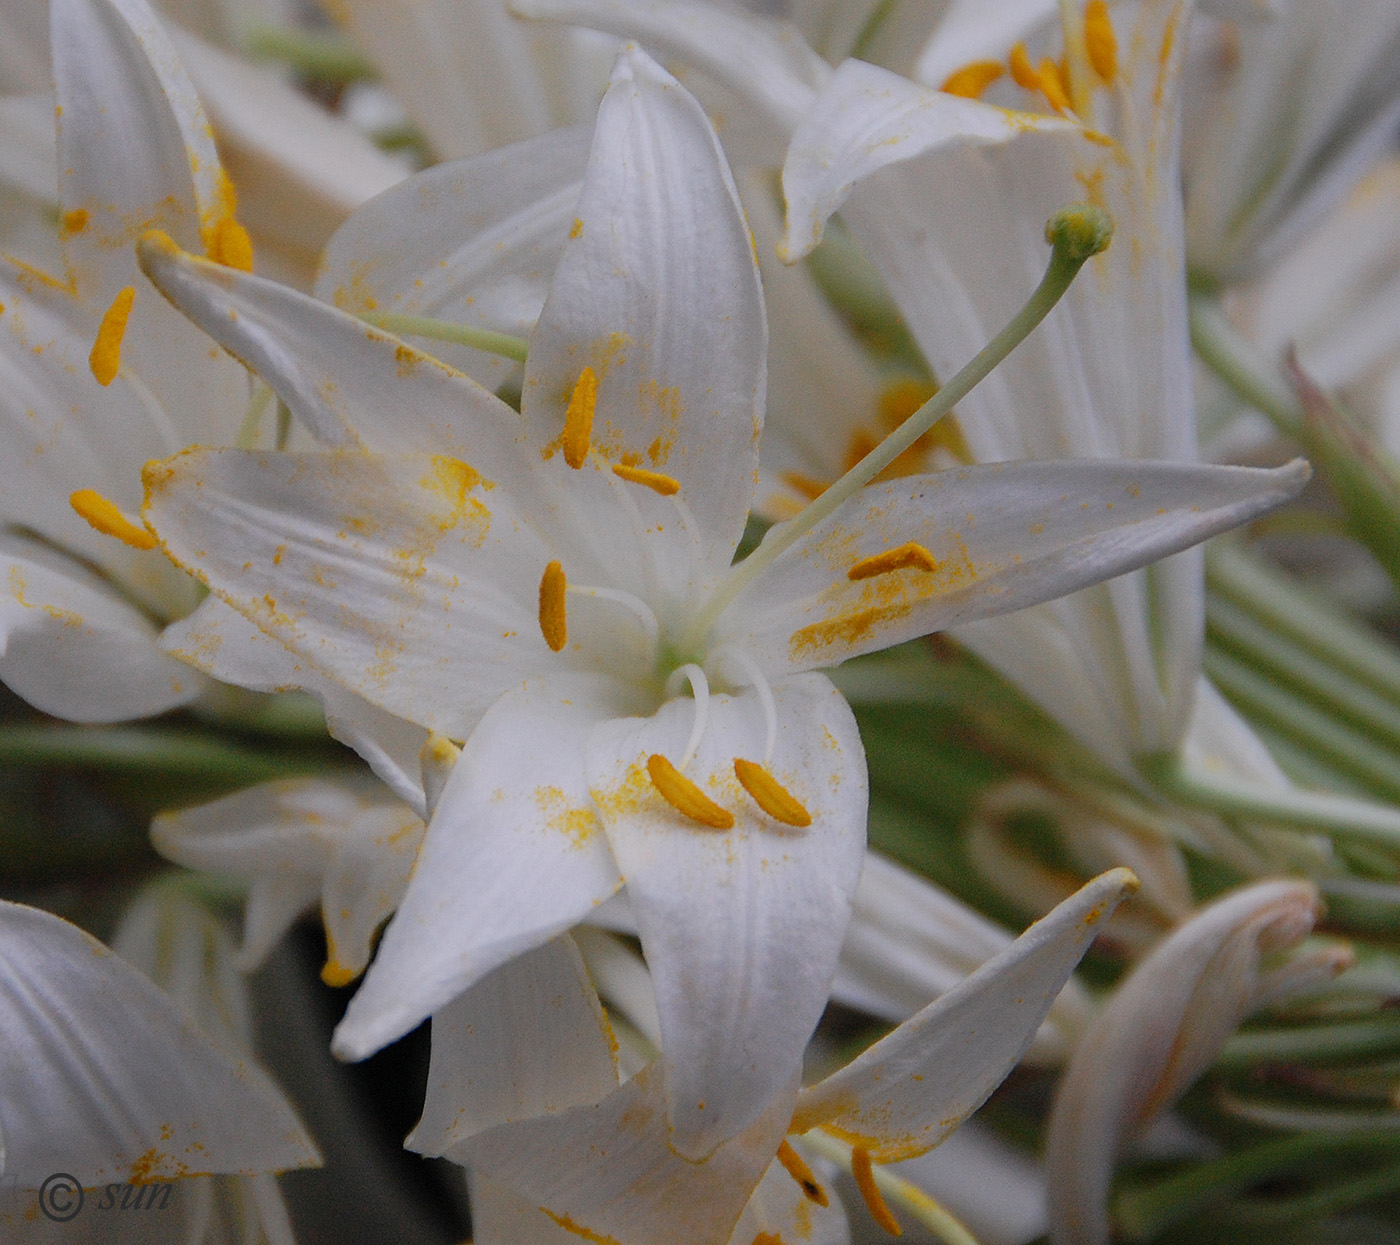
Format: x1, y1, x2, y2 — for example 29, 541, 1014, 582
0, 899, 318, 1200
134, 44, 1304, 1159
415, 870, 1137, 1245
1044, 879, 1355, 1245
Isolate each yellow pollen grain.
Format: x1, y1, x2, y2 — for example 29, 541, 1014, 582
539, 560, 567, 652
646, 754, 734, 830
735, 760, 812, 828
61, 207, 89, 235
209, 216, 254, 272
612, 462, 681, 495
89, 285, 135, 386
1084, 0, 1118, 82
564, 366, 598, 469
852, 1146, 902, 1237
848, 542, 940, 581
775, 1139, 829, 1206
939, 60, 1004, 99
70, 488, 158, 550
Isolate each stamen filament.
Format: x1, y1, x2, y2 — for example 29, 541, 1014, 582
357, 312, 529, 363
849, 542, 940, 581
70, 489, 158, 550
775, 1139, 829, 1206
734, 760, 811, 827
89, 286, 135, 386
709, 646, 778, 763
539, 561, 567, 651
566, 583, 661, 656
686, 206, 1111, 653
564, 366, 598, 469
646, 754, 734, 830
665, 663, 712, 770
612, 463, 680, 495
852, 1146, 903, 1237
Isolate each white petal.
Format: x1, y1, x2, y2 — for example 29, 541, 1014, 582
791, 868, 1139, 1162
1045, 880, 1334, 1245
0, 535, 205, 722
523, 46, 765, 589
586, 673, 867, 1158
143, 447, 554, 739
0, 901, 318, 1187
457, 1060, 796, 1245
467, 1170, 586, 1245
317, 125, 591, 386
333, 677, 624, 1060
729, 1152, 851, 1245
409, 935, 619, 1155
0, 93, 58, 205
721, 459, 1309, 674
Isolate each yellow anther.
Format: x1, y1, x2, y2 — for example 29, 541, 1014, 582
1008, 43, 1039, 90
70, 488, 158, 550
752, 1235, 781, 1245
775, 1139, 828, 1206
646, 754, 734, 830
612, 463, 680, 496
539, 560, 568, 652
320, 959, 358, 988
89, 285, 135, 386
734, 760, 812, 828
851, 1146, 902, 1237
877, 378, 936, 430
209, 216, 254, 272
848, 542, 940, 581
939, 60, 1004, 99
1084, 0, 1118, 82
1037, 57, 1073, 112
563, 366, 598, 469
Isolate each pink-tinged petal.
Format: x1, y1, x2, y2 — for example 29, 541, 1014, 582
719, 459, 1309, 675
457, 1061, 797, 1245
317, 125, 591, 387
0, 535, 205, 722
586, 673, 867, 1158
333, 677, 626, 1060
1045, 880, 1351, 1245
409, 936, 619, 1155
523, 46, 765, 594
792, 869, 1138, 1162
0, 901, 319, 1187
143, 447, 554, 740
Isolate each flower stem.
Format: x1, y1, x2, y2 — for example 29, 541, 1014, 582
1187, 292, 1302, 436
359, 312, 530, 363
242, 21, 378, 84
689, 205, 1110, 651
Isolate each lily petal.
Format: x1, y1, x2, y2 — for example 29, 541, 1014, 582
333, 676, 625, 1060
722, 459, 1310, 675
586, 673, 867, 1158
791, 868, 1139, 1162
0, 900, 319, 1187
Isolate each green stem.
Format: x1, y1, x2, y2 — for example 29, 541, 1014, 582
1224, 1161, 1400, 1224
1216, 1016, 1400, 1068
242, 21, 378, 83
1188, 292, 1302, 436
687, 206, 1109, 652
360, 313, 530, 363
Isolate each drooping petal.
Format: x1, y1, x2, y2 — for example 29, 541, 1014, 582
719, 458, 1309, 675
586, 673, 867, 1158
457, 1061, 797, 1245
0, 900, 319, 1188
317, 125, 591, 386
333, 676, 626, 1060
1045, 880, 1348, 1245
0, 533, 205, 722
523, 45, 766, 594
790, 868, 1139, 1162
143, 447, 556, 740
409, 935, 619, 1156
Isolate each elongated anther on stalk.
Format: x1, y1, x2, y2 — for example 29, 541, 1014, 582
776, 1139, 829, 1206
848, 542, 940, 581
940, 60, 1004, 99
647, 754, 734, 829
539, 560, 567, 651
70, 488, 158, 550
89, 286, 135, 386
612, 463, 680, 495
563, 366, 598, 468
734, 759, 812, 827
1047, 203, 1114, 261
1084, 0, 1118, 82
209, 216, 254, 272
852, 1146, 902, 1237
1008, 43, 1039, 90
1037, 57, 1072, 112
